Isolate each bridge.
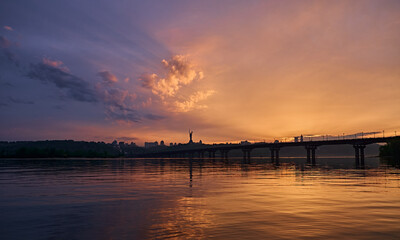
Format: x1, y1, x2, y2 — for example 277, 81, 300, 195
139, 136, 399, 166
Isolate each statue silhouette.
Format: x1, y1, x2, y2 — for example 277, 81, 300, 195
189, 129, 193, 144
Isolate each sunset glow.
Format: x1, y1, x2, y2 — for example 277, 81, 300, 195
1, 0, 399, 145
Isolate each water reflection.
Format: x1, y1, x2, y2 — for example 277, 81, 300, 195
0, 157, 399, 239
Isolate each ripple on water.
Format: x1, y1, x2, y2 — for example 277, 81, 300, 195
0, 158, 399, 239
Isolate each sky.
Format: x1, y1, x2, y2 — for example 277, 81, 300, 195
0, 0, 399, 145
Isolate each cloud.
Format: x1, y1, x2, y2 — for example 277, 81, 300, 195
0, 96, 34, 107
8, 97, 34, 105
42, 58, 69, 72
98, 71, 118, 84
116, 136, 138, 142
0, 36, 11, 48
28, 63, 98, 102
28, 63, 144, 123
3, 26, 13, 31
104, 107, 140, 123
351, 131, 382, 138
174, 90, 216, 112
145, 113, 165, 120
0, 82, 13, 87
96, 79, 142, 123
0, 36, 19, 66
27, 62, 153, 123
3, 50, 19, 66
138, 55, 215, 112
140, 55, 203, 97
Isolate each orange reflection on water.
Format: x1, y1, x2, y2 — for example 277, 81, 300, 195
1, 159, 399, 239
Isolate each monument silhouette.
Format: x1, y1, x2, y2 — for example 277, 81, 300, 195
189, 129, 193, 144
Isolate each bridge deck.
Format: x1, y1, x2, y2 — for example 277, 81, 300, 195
142, 136, 399, 156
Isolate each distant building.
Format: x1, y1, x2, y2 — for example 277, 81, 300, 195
294, 137, 299, 143
240, 140, 251, 145
300, 135, 304, 142
145, 141, 158, 148
112, 140, 118, 145
199, 140, 203, 144
160, 140, 165, 146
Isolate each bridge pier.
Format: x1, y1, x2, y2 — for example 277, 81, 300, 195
353, 144, 366, 166
270, 148, 275, 163
220, 150, 229, 159
354, 146, 360, 165
360, 145, 365, 165
208, 150, 216, 158
270, 147, 280, 165
305, 145, 317, 165
242, 149, 251, 160
275, 148, 280, 165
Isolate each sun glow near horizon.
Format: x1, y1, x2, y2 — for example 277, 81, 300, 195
0, 0, 399, 144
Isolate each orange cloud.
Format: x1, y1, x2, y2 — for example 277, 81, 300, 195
140, 55, 203, 98
3, 26, 13, 31
42, 58, 69, 72
138, 55, 215, 113
98, 71, 118, 84
174, 90, 216, 112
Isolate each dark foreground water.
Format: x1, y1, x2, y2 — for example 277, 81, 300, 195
1, 157, 400, 239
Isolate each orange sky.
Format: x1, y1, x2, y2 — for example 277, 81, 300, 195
1, 1, 399, 145
135, 1, 400, 144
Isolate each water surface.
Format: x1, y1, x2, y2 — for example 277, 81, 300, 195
1, 157, 399, 239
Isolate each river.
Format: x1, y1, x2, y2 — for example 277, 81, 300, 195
1, 157, 399, 239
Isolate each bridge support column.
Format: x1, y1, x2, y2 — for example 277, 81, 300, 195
275, 148, 280, 165
270, 148, 275, 163
306, 148, 311, 163
354, 144, 366, 166
360, 145, 365, 166
311, 147, 316, 165
242, 149, 251, 160
220, 150, 229, 159
270, 147, 280, 165
354, 145, 360, 166
306, 145, 317, 165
